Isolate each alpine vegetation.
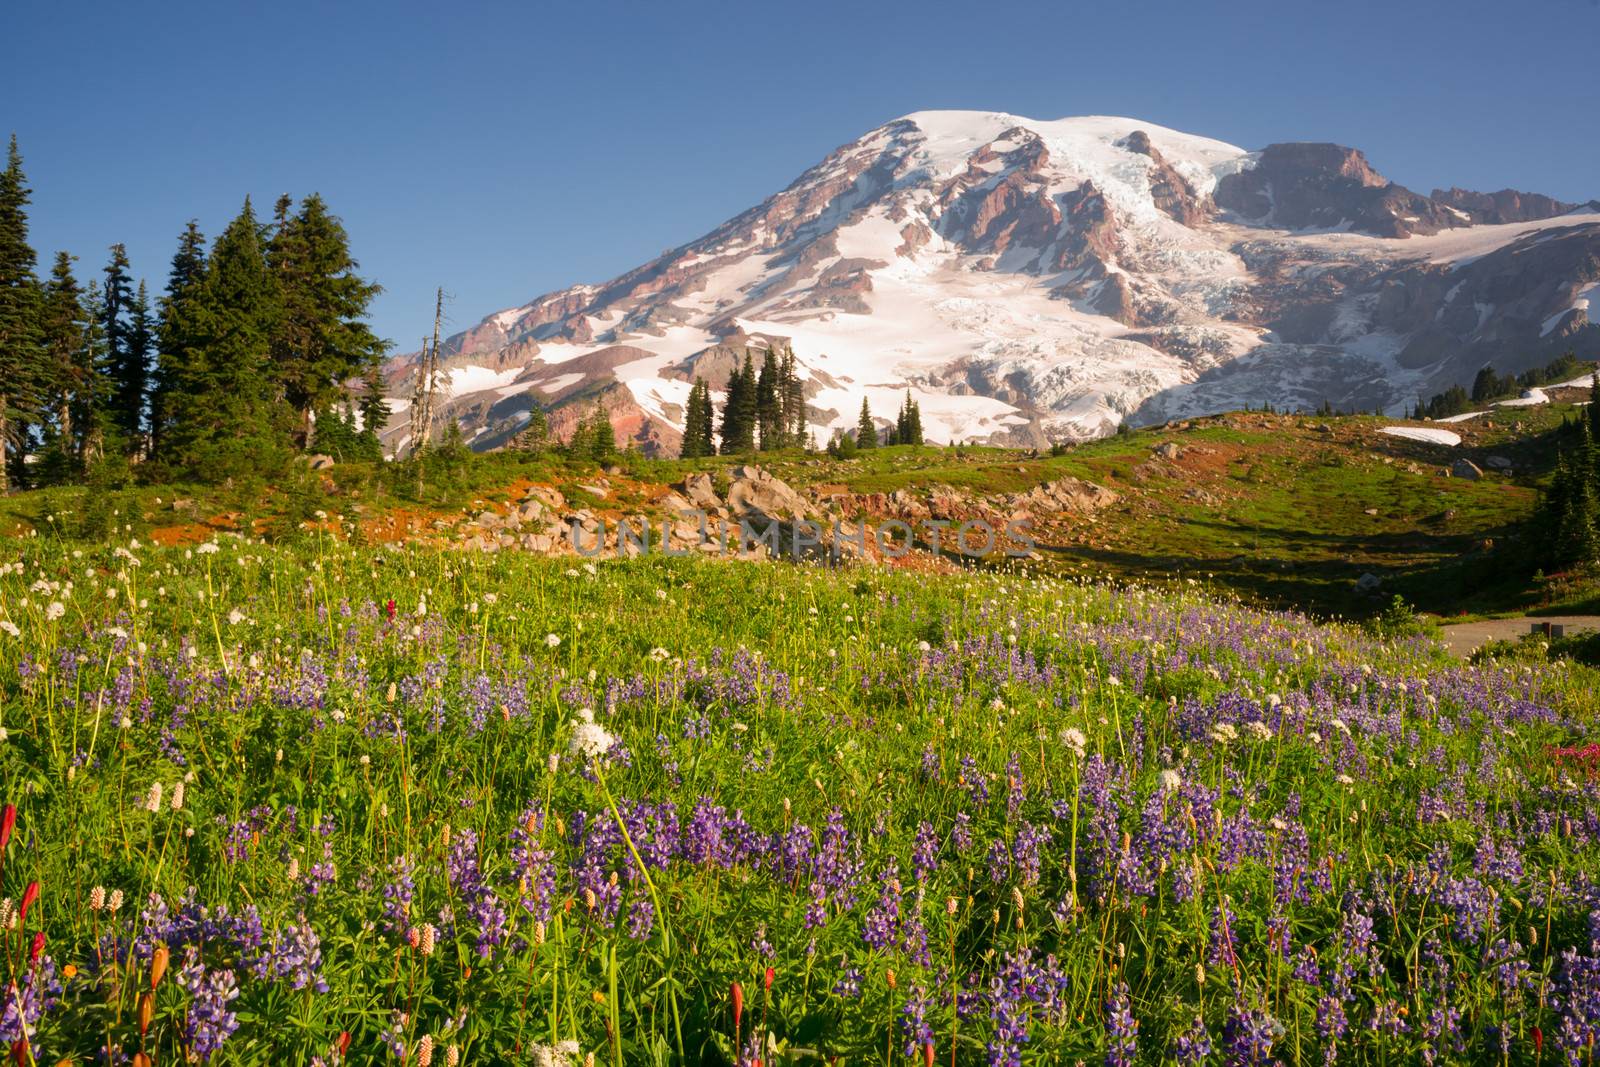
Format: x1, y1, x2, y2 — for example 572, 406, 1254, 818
0, 539, 1595, 1063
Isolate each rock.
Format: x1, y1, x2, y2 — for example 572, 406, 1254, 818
475, 510, 501, 528
1354, 572, 1383, 594
1152, 441, 1183, 460
656, 491, 693, 514
726, 465, 812, 521
578, 484, 609, 499
680, 473, 721, 510
1484, 455, 1513, 471
523, 486, 565, 510
1451, 459, 1484, 481
1363, 508, 1379, 516
1009, 477, 1119, 517
1314, 423, 1334, 434
299, 454, 336, 471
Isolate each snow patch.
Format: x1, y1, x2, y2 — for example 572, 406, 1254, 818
1382, 426, 1460, 446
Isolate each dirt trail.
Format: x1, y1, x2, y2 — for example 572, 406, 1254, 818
1438, 616, 1600, 658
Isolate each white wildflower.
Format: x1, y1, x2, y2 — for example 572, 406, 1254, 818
568, 708, 615, 760
144, 782, 163, 813
545, 633, 561, 648
45, 601, 65, 621
196, 542, 219, 555
1245, 721, 1273, 742
1158, 769, 1182, 793
1060, 727, 1087, 758
1209, 723, 1238, 745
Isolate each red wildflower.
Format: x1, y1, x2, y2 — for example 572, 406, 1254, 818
18, 881, 38, 926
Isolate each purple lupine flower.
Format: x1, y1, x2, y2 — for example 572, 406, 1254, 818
177, 948, 240, 1061
1223, 1002, 1278, 1065
899, 985, 934, 1057
1104, 980, 1137, 1067
912, 821, 940, 883
1174, 1013, 1212, 1065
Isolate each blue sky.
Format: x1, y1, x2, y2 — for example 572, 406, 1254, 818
7, 0, 1597, 349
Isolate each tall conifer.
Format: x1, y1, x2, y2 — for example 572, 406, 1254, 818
0, 135, 41, 491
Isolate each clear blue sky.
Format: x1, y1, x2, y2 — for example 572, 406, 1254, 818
8, 0, 1597, 350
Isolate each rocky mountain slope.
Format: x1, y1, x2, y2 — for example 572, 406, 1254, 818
383, 111, 1600, 455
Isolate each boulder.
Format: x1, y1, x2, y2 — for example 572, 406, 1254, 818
523, 486, 565, 510
1354, 572, 1383, 594
1484, 455, 1513, 471
1152, 441, 1184, 461
1451, 459, 1484, 481
726, 465, 812, 520
680, 473, 722, 510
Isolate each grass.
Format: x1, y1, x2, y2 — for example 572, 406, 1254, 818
0, 536, 1595, 1063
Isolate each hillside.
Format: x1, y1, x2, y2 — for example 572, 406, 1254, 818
8, 376, 1596, 619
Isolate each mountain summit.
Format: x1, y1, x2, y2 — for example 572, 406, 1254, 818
384, 110, 1600, 454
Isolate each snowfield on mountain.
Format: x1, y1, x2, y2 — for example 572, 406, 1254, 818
384, 110, 1600, 456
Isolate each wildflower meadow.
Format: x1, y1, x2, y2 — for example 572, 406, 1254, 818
0, 535, 1596, 1065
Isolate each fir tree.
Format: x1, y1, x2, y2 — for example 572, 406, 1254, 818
855, 396, 877, 448
779, 345, 805, 448
36, 252, 87, 481
267, 194, 389, 449
720, 353, 757, 454
756, 346, 781, 450
589, 403, 615, 462
513, 401, 550, 453
353, 362, 389, 459
164, 198, 287, 480
680, 377, 714, 459
0, 135, 42, 492
1589, 373, 1600, 441
150, 221, 207, 459
74, 282, 110, 467
894, 391, 924, 446
101, 243, 146, 451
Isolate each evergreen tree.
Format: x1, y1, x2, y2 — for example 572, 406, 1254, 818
779, 345, 805, 448
101, 243, 146, 451
1589, 373, 1600, 441
128, 280, 153, 451
163, 199, 287, 480
355, 362, 389, 459
513, 401, 550, 453
720, 354, 757, 453
151, 221, 207, 458
756, 346, 781, 449
855, 396, 877, 448
74, 282, 110, 467
267, 194, 389, 449
35, 252, 87, 481
680, 378, 714, 459
893, 391, 924, 446
589, 403, 615, 462
0, 135, 42, 492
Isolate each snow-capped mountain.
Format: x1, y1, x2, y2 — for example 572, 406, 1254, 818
383, 110, 1600, 455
